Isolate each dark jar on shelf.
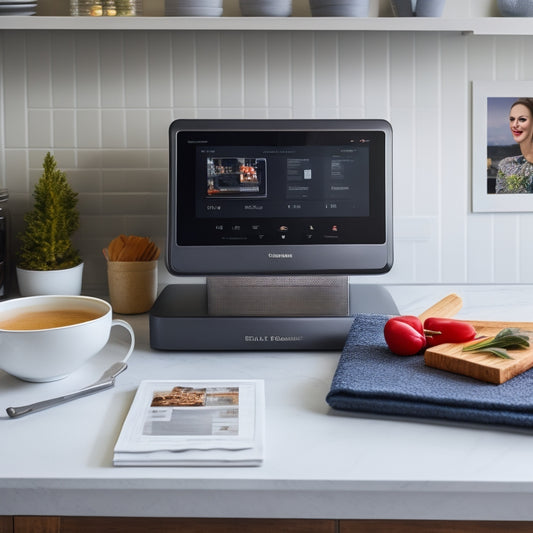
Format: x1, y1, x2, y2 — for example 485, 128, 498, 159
0, 189, 11, 299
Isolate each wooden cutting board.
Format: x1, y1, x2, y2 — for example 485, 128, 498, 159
424, 320, 533, 384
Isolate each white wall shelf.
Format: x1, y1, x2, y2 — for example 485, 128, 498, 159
0, 16, 532, 35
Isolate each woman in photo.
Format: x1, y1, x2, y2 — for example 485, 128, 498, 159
496, 98, 533, 193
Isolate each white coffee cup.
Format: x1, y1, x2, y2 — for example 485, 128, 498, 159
0, 295, 135, 382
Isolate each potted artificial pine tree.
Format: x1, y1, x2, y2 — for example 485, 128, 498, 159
16, 152, 83, 296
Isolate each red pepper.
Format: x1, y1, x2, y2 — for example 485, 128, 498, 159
383, 316, 426, 356
392, 315, 424, 335
423, 317, 476, 348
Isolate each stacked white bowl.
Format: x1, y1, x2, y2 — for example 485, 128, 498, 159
240, 0, 292, 17
497, 0, 533, 16
164, 0, 223, 16
0, 0, 37, 16
309, 0, 369, 17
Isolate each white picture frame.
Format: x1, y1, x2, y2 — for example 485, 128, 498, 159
472, 80, 533, 212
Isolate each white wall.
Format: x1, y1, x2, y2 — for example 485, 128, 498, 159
2, 0, 532, 292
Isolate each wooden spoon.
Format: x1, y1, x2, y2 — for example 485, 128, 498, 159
418, 293, 463, 323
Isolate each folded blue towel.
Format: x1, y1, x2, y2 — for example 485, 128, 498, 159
326, 314, 533, 428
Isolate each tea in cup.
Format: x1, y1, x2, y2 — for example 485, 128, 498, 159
0, 295, 134, 382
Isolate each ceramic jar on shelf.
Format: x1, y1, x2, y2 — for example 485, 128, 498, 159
309, 0, 369, 17
390, 0, 446, 17
497, 0, 533, 16
164, 0, 223, 16
240, 0, 291, 16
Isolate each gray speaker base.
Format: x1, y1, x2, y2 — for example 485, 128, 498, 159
149, 282, 399, 351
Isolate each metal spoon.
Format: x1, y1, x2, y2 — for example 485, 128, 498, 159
6, 361, 128, 418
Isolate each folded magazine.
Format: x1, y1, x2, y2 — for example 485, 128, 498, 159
114, 379, 264, 466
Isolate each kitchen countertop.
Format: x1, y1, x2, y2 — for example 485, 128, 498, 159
2, 284, 533, 521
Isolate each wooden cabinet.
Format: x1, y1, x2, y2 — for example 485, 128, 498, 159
340, 520, 533, 532
0, 516, 13, 533
9, 518, 336, 533
5, 517, 533, 533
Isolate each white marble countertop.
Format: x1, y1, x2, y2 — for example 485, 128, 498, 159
2, 284, 533, 520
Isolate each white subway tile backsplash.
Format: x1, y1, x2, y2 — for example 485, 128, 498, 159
102, 169, 166, 193
78, 192, 104, 216
3, 33, 27, 148
148, 32, 173, 108
148, 149, 167, 169
68, 169, 102, 193
171, 32, 197, 108
220, 32, 244, 108
292, 33, 315, 112
102, 109, 126, 148
75, 32, 101, 108
77, 109, 101, 148
243, 32, 268, 108
125, 109, 149, 148
123, 32, 148, 108
102, 149, 149, 168
101, 192, 165, 216
267, 32, 292, 109
314, 32, 339, 110
28, 149, 51, 169
4, 150, 28, 194
123, 216, 166, 240
2, 27, 533, 290
99, 32, 125, 108
51, 32, 76, 109
77, 149, 104, 169
53, 109, 76, 148
196, 32, 221, 108
26, 32, 51, 109
28, 109, 52, 148
149, 109, 173, 146
51, 149, 76, 168
219, 107, 245, 119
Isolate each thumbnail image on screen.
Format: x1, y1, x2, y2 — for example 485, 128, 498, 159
207, 157, 267, 197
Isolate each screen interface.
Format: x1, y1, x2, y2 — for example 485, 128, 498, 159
175, 130, 386, 246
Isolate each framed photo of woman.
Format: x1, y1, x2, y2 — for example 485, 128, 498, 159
472, 81, 533, 212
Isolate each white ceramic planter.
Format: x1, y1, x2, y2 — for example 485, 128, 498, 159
16, 262, 84, 297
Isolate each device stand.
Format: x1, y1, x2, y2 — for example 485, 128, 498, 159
206, 275, 350, 317
149, 277, 398, 351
